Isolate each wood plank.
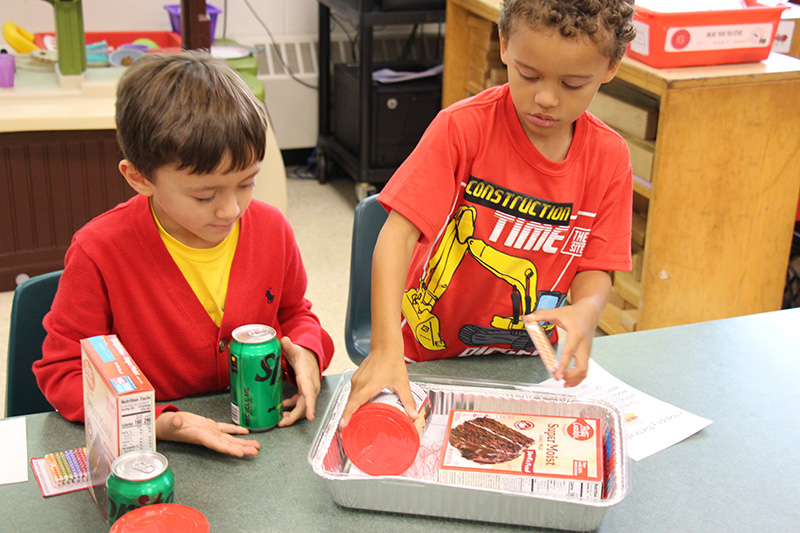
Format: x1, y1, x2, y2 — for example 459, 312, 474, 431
588, 90, 658, 140
640, 77, 800, 329
622, 133, 655, 183
598, 301, 627, 335
632, 251, 644, 283
614, 271, 641, 308
631, 211, 647, 248
620, 308, 640, 332
443, 0, 472, 106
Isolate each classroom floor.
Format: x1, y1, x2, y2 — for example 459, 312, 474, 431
0, 168, 360, 418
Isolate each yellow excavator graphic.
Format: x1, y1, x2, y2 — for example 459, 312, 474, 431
403, 206, 561, 351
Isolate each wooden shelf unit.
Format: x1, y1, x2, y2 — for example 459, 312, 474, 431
443, 0, 800, 332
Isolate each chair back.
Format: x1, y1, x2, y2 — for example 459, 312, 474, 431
6, 271, 61, 417
344, 195, 388, 364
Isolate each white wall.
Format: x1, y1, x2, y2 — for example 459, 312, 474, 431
1, 0, 320, 51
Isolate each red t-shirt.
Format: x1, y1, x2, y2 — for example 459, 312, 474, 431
380, 84, 632, 362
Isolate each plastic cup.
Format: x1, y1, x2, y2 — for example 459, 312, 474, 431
0, 51, 15, 88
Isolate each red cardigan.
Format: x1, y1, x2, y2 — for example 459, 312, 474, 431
34, 195, 334, 422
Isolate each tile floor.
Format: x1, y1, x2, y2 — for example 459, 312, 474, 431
0, 169, 359, 418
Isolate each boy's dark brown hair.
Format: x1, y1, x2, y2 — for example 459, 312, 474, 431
115, 51, 268, 180
498, 0, 637, 65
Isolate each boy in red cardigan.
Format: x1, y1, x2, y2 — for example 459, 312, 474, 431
33, 52, 334, 457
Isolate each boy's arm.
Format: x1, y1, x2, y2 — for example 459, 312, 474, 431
526, 270, 612, 386
33, 245, 111, 422
339, 210, 421, 427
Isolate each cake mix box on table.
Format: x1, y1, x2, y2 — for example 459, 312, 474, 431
81, 335, 156, 519
438, 410, 603, 501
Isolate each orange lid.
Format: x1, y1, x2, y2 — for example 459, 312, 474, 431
110, 504, 210, 533
341, 403, 420, 476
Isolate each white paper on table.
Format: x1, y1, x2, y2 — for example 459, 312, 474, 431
0, 417, 28, 485
538, 360, 712, 461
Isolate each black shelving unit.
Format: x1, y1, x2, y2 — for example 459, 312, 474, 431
316, 0, 446, 199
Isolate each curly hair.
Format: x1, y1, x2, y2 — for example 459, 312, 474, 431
498, 0, 637, 65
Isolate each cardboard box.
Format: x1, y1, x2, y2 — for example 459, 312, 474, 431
82, 335, 156, 520
438, 410, 603, 501
627, 1, 787, 68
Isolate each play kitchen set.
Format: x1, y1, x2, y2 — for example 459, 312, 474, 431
0, 1, 267, 293
0, 0, 248, 91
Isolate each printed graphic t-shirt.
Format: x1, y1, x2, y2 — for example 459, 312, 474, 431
379, 84, 632, 362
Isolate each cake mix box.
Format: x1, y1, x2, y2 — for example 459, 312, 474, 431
81, 335, 156, 519
438, 410, 603, 501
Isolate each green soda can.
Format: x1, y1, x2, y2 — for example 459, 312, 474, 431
229, 324, 283, 431
106, 451, 175, 526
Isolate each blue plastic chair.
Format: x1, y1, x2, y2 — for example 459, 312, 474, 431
5, 271, 61, 417
344, 195, 389, 365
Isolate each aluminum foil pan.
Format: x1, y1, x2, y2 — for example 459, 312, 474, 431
308, 371, 630, 532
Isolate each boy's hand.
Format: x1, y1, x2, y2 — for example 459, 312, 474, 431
339, 348, 415, 428
278, 337, 321, 427
527, 270, 611, 387
156, 411, 261, 457
339, 210, 420, 427
526, 300, 598, 387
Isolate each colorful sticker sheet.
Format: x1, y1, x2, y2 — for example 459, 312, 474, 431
31, 447, 89, 497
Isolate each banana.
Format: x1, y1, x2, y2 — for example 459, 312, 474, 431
3, 22, 39, 54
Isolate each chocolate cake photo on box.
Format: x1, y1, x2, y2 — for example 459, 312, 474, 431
447, 416, 534, 464
438, 410, 604, 501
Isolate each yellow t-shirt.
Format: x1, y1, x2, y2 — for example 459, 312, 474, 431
152, 205, 239, 327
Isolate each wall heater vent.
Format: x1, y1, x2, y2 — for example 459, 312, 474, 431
237, 34, 443, 150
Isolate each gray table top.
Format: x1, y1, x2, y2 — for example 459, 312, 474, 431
2, 308, 799, 532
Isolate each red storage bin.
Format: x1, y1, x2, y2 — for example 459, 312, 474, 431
626, 1, 788, 68
33, 31, 182, 52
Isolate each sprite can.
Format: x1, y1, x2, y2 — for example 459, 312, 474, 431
229, 324, 283, 431
106, 451, 175, 526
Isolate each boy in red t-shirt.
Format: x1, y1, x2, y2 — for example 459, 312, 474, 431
342, 0, 637, 425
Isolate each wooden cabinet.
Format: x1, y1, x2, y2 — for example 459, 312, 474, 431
0, 130, 132, 291
443, 0, 800, 332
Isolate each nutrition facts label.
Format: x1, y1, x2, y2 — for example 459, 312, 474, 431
119, 395, 155, 453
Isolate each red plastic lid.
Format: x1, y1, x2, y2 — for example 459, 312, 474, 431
341, 403, 420, 476
109, 504, 210, 533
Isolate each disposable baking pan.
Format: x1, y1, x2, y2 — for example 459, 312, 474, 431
308, 372, 629, 531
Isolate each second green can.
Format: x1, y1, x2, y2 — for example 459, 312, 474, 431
106, 451, 175, 527
229, 324, 283, 431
